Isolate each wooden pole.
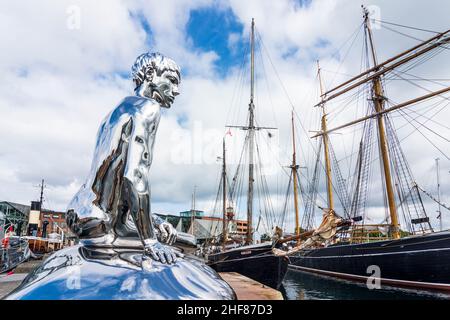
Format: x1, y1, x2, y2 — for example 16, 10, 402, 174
312, 85, 450, 138
318, 61, 334, 210
222, 138, 228, 250
277, 220, 352, 244
364, 6, 400, 239
246, 18, 256, 245
291, 112, 300, 235
319, 33, 450, 106
323, 28, 450, 98
436, 158, 442, 231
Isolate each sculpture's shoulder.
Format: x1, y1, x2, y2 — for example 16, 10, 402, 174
111, 96, 161, 120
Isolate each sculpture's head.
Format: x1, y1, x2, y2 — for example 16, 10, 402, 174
131, 52, 181, 108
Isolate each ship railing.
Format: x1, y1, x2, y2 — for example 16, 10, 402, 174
336, 224, 393, 244
349, 224, 392, 228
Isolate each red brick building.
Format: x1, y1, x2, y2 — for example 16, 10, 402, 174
39, 209, 68, 237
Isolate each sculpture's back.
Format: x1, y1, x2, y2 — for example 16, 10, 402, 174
66, 95, 160, 242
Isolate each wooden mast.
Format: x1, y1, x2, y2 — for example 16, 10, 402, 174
317, 61, 334, 211
225, 19, 276, 244
363, 6, 400, 239
290, 111, 301, 235
312, 85, 450, 138
246, 18, 256, 245
318, 31, 450, 106
222, 138, 228, 250
323, 28, 450, 99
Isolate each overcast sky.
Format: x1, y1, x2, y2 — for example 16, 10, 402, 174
1, 0, 449, 234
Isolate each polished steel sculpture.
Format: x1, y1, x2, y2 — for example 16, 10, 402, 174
5, 52, 235, 300
65, 52, 181, 264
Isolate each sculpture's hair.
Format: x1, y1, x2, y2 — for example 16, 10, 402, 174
131, 52, 181, 89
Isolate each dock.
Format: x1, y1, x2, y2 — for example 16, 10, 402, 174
0, 258, 42, 299
0, 273, 27, 298
219, 272, 283, 300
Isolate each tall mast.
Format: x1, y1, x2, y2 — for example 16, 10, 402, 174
436, 158, 442, 231
225, 19, 276, 244
312, 85, 450, 138
246, 18, 256, 245
317, 61, 334, 210
291, 111, 301, 235
363, 6, 400, 239
222, 138, 228, 249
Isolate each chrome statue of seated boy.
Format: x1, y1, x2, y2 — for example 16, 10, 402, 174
66, 52, 181, 264
5, 52, 236, 300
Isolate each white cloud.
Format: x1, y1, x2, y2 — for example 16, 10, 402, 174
0, 0, 449, 234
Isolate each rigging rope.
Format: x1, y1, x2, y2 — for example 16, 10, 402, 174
416, 185, 450, 212
373, 19, 441, 34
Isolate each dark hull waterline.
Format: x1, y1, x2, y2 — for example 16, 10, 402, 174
288, 231, 450, 292
207, 243, 289, 290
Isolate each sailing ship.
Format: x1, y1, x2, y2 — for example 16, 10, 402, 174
205, 19, 288, 290
282, 7, 450, 292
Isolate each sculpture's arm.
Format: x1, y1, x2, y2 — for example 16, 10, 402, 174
123, 175, 178, 263
123, 106, 179, 264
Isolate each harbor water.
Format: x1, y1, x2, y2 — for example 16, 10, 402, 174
282, 269, 450, 300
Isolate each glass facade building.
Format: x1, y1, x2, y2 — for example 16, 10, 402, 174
0, 201, 30, 236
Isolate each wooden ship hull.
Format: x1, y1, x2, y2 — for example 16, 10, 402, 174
288, 231, 450, 291
207, 243, 289, 290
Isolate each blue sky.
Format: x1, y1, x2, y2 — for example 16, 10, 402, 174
186, 7, 247, 76
124, 5, 251, 80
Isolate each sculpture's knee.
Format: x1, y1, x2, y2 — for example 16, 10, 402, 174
67, 209, 109, 239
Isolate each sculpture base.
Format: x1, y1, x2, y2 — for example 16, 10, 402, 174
5, 245, 236, 300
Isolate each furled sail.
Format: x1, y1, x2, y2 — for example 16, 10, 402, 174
273, 209, 344, 256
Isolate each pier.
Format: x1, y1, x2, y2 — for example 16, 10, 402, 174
0, 259, 41, 298
219, 272, 283, 300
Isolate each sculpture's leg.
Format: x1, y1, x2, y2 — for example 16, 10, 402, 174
66, 209, 109, 240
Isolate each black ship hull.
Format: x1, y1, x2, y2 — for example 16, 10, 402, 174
289, 231, 450, 291
207, 243, 289, 290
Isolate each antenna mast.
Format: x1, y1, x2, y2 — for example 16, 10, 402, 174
39, 179, 45, 211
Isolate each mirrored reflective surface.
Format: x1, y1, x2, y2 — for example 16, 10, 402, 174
5, 245, 236, 300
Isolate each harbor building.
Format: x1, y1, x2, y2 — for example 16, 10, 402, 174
27, 201, 69, 238
156, 210, 248, 244
0, 201, 30, 236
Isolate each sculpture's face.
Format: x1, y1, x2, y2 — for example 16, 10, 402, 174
150, 68, 180, 108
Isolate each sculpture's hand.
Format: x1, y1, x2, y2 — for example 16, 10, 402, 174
157, 221, 177, 245
152, 214, 177, 245
143, 240, 182, 264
